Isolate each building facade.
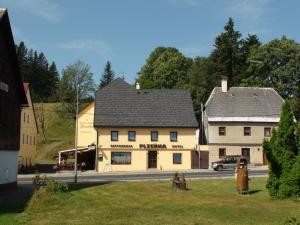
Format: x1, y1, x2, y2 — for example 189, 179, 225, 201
93, 78, 198, 172
0, 9, 27, 188
19, 83, 38, 168
202, 77, 283, 165
77, 101, 96, 148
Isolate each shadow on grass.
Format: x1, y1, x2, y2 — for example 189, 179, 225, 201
248, 189, 262, 195
68, 181, 116, 192
0, 184, 34, 214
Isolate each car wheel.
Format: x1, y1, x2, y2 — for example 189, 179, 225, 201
216, 165, 223, 171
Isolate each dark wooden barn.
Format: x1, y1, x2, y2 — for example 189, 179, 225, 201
0, 9, 27, 188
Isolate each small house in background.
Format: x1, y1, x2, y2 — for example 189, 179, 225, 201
0, 9, 27, 188
201, 76, 284, 166
18, 83, 38, 171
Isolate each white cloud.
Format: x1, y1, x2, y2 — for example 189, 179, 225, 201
227, 0, 271, 34
11, 25, 22, 38
0, 0, 64, 22
180, 45, 211, 56
168, 0, 203, 7
58, 39, 113, 59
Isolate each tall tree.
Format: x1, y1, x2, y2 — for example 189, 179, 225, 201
137, 47, 193, 89
241, 37, 300, 99
99, 61, 115, 88
264, 101, 299, 198
211, 17, 241, 86
15, 41, 59, 102
58, 60, 95, 113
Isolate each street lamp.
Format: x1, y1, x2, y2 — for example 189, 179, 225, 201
74, 76, 79, 183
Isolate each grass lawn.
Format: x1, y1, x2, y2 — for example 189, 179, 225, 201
0, 178, 299, 225
34, 103, 75, 164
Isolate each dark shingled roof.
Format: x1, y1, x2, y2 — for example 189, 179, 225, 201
94, 78, 198, 128
205, 87, 284, 118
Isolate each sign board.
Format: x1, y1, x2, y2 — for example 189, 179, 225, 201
0, 82, 9, 92
140, 144, 167, 149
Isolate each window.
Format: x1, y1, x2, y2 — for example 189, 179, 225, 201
244, 127, 251, 136
170, 132, 177, 142
33, 136, 35, 145
264, 127, 271, 137
30, 136, 32, 145
128, 131, 136, 141
23, 113, 26, 122
151, 131, 158, 141
173, 153, 182, 164
22, 134, 25, 144
111, 152, 131, 165
219, 148, 226, 158
219, 127, 226, 136
111, 131, 118, 141
27, 114, 29, 123
26, 134, 28, 144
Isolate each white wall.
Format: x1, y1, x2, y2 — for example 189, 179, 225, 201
0, 150, 18, 184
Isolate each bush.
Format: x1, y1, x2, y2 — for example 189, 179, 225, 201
264, 101, 300, 199
32, 175, 68, 193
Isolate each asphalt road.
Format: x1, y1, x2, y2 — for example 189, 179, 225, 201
18, 169, 268, 184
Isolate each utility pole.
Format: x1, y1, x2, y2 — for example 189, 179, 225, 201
74, 76, 79, 183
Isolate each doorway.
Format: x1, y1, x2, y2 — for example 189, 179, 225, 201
191, 151, 209, 169
148, 151, 157, 169
241, 148, 250, 164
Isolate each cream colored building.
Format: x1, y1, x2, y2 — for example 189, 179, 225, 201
19, 83, 38, 168
202, 77, 283, 166
77, 101, 96, 148
92, 78, 199, 172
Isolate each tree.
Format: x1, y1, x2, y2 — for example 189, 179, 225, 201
211, 17, 241, 86
99, 61, 115, 88
187, 57, 217, 111
241, 37, 300, 99
137, 47, 193, 89
15, 41, 59, 102
264, 101, 299, 198
58, 60, 95, 113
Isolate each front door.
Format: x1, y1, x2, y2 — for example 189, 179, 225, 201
200, 151, 209, 169
148, 151, 157, 169
241, 148, 251, 164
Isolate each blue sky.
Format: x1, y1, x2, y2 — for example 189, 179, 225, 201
1, 0, 299, 84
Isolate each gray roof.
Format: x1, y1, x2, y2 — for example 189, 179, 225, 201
205, 87, 284, 119
94, 78, 198, 128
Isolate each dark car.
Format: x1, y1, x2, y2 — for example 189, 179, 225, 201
211, 155, 240, 171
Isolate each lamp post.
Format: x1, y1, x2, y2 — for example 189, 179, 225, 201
74, 77, 79, 183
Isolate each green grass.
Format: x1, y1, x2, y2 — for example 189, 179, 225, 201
35, 103, 75, 164
1, 178, 299, 225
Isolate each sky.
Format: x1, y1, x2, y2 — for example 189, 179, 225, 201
0, 0, 299, 84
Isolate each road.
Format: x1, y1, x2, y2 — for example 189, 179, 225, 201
18, 169, 268, 184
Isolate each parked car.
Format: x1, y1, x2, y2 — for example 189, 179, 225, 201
211, 155, 240, 171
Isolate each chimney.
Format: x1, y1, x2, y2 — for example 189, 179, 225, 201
136, 82, 140, 90
221, 76, 228, 92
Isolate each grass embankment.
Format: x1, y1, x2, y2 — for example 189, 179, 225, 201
34, 103, 75, 164
1, 178, 299, 225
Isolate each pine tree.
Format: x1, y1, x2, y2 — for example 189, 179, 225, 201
99, 61, 115, 88
211, 17, 241, 86
264, 101, 299, 198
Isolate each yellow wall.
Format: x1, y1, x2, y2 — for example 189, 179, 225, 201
19, 89, 38, 167
96, 127, 197, 172
77, 102, 96, 147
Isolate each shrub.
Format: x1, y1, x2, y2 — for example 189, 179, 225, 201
32, 175, 68, 193
264, 101, 300, 199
